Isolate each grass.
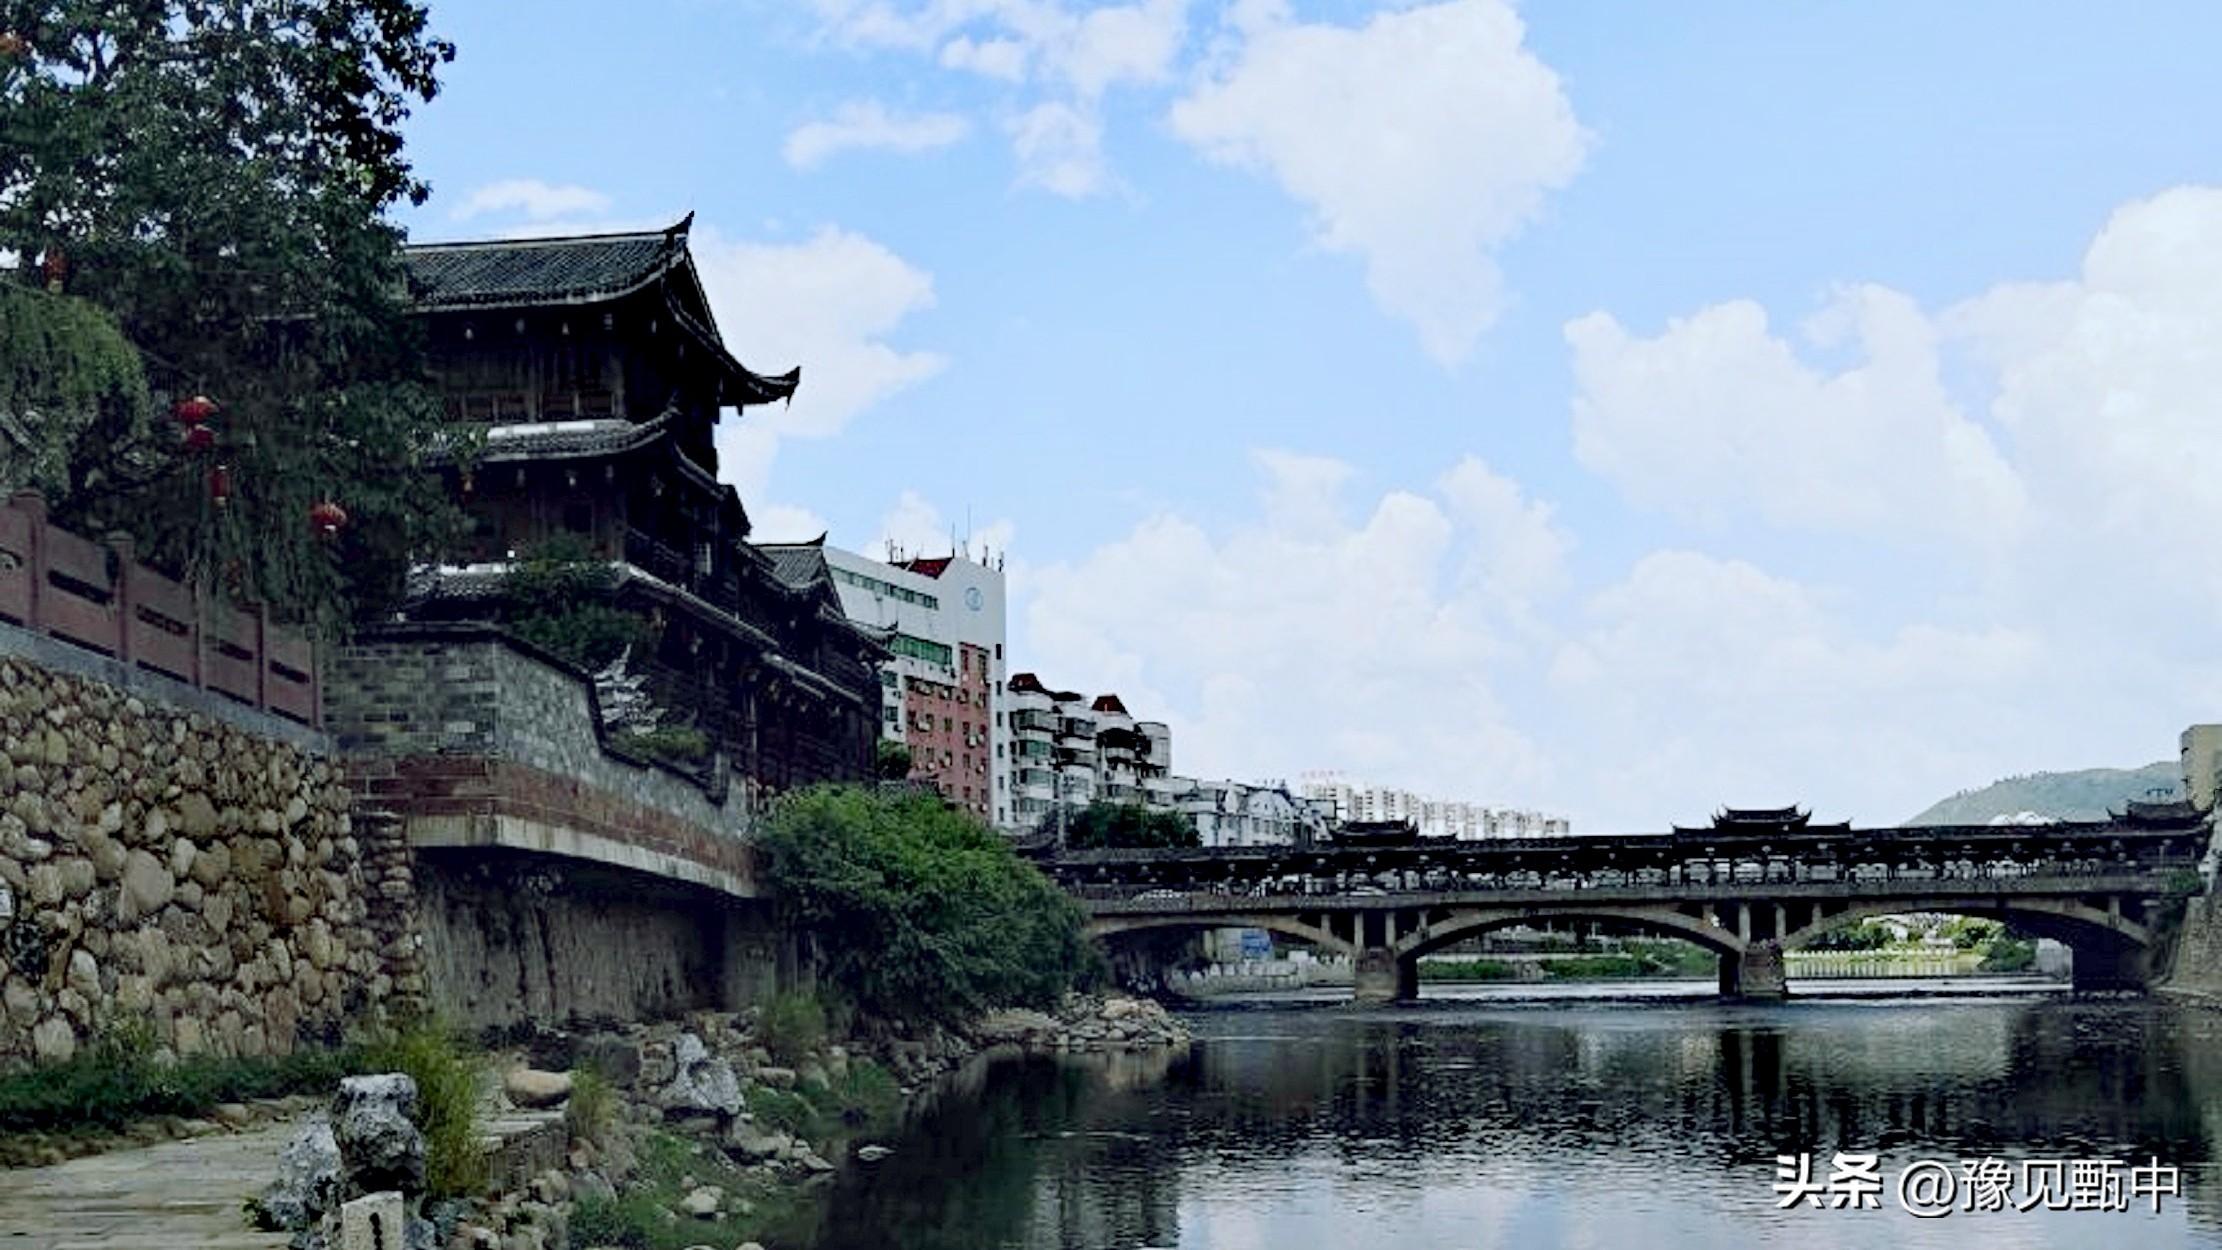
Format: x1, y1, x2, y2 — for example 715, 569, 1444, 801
568, 1128, 817, 1250
1417, 958, 1521, 982
566, 1065, 617, 1145
1418, 941, 1718, 983
0, 1019, 361, 1135
758, 991, 828, 1067
355, 1020, 488, 1199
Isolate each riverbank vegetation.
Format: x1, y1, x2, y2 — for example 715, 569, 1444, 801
1419, 939, 1719, 982
0, 1017, 485, 1180
759, 787, 1104, 1027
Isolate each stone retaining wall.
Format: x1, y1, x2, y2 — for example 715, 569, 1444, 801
0, 652, 413, 1066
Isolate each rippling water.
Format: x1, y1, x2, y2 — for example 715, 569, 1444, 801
798, 983, 2222, 1249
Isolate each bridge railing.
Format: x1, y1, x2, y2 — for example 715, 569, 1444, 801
0, 492, 319, 725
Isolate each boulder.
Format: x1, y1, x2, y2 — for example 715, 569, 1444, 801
722, 1121, 790, 1164
332, 1073, 425, 1196
576, 1033, 643, 1087
255, 1119, 341, 1231
753, 1066, 797, 1090
659, 1033, 743, 1119
679, 1185, 722, 1217
504, 1068, 574, 1109
118, 849, 173, 920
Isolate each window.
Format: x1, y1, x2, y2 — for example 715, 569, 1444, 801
888, 633, 954, 669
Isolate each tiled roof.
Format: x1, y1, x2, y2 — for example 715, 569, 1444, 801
469, 414, 671, 462
401, 216, 802, 409
759, 541, 831, 591
402, 224, 687, 310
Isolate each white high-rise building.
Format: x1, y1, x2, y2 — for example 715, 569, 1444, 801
1006, 674, 1180, 831
1298, 772, 1570, 839
766, 539, 1011, 825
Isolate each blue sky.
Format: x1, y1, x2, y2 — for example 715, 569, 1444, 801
396, 1, 2222, 828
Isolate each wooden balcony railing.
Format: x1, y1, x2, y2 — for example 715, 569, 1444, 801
0, 491, 319, 726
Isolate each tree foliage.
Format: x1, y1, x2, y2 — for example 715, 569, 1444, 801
1052, 801, 1200, 851
873, 738, 914, 780
499, 536, 649, 671
0, 1, 458, 624
759, 787, 1103, 1026
0, 284, 149, 494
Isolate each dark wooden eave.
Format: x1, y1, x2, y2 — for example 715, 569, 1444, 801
401, 214, 801, 408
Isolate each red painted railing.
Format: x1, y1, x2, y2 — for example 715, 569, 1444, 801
0, 491, 319, 725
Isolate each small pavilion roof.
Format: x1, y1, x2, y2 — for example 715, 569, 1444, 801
402, 215, 801, 408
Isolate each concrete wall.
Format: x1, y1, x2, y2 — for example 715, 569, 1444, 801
410, 850, 790, 1032
0, 644, 415, 1067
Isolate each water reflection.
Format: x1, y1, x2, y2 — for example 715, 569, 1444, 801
802, 996, 2222, 1249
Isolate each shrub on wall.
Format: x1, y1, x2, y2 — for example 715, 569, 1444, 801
499, 536, 650, 671
758, 787, 1103, 1026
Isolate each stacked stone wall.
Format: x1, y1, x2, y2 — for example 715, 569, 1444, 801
0, 653, 410, 1066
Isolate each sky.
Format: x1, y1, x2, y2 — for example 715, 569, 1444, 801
395, 1, 2222, 830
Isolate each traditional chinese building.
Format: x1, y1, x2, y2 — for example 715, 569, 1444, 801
394, 216, 884, 792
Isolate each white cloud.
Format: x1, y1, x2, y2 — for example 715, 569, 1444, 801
1566, 286, 2027, 547
1536, 186, 2222, 823
1021, 449, 1563, 795
1564, 186, 2222, 611
1548, 551, 2048, 827
874, 490, 1019, 565
940, 35, 1028, 81
1005, 102, 1108, 198
450, 179, 612, 222
783, 100, 971, 169
693, 225, 947, 444
685, 225, 947, 537
1170, 0, 1588, 364
811, 1, 1192, 197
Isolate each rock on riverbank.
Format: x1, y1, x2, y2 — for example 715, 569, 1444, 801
431, 994, 1191, 1249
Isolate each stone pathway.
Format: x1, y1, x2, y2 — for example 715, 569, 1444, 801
0, 1117, 299, 1249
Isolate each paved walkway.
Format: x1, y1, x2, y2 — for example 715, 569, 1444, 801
0, 1118, 298, 1250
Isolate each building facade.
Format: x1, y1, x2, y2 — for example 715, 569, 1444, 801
1298, 773, 1571, 839
769, 542, 1011, 825
1176, 779, 1333, 848
396, 218, 886, 796
1006, 674, 1179, 831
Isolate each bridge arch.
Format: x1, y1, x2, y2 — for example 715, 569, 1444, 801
1086, 913, 1355, 958
1782, 898, 2152, 953
1781, 897, 2155, 991
1391, 905, 1749, 963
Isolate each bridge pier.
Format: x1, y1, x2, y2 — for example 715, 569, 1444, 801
1721, 939, 1788, 1000
2071, 940, 2151, 993
1354, 948, 1418, 1005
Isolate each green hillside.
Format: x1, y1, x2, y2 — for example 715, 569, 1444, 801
1904, 762, 2182, 826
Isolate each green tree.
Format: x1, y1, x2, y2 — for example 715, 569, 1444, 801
759, 787, 1103, 1026
0, 2, 457, 625
874, 738, 914, 780
499, 536, 649, 671
1053, 801, 1200, 851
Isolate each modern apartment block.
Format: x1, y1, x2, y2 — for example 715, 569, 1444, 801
1177, 779, 1334, 848
768, 540, 1011, 825
1006, 673, 1178, 830
1298, 773, 1571, 839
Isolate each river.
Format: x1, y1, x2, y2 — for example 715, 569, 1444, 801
798, 980, 2222, 1249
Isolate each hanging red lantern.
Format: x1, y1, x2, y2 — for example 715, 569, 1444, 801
208, 463, 232, 506
308, 499, 348, 538
39, 246, 66, 292
173, 395, 218, 426
182, 424, 216, 453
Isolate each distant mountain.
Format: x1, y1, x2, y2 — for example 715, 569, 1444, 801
1904, 762, 2183, 826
